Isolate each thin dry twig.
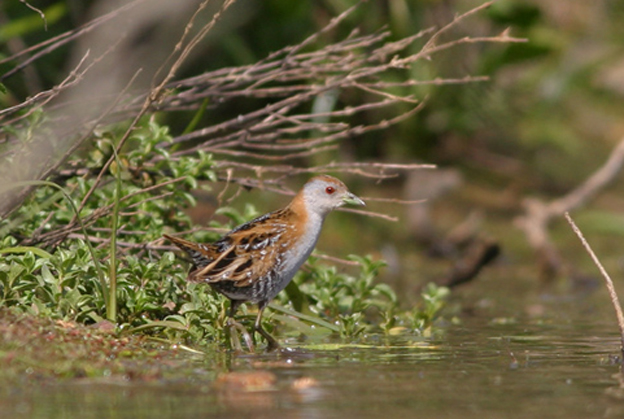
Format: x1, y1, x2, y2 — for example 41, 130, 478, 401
21, 176, 188, 247
73, 0, 237, 221
342, 207, 398, 222
312, 252, 360, 267
19, 0, 47, 31
152, 0, 237, 99
565, 212, 624, 360
0, 46, 137, 219
2, 1, 522, 248
0, 50, 92, 119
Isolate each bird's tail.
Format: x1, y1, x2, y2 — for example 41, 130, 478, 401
163, 234, 214, 269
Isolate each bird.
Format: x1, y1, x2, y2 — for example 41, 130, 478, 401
164, 175, 365, 352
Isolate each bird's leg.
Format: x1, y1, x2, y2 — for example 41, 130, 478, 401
254, 303, 280, 352
227, 300, 254, 352
226, 317, 243, 352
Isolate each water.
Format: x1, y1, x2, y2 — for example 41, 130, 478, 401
3, 318, 624, 419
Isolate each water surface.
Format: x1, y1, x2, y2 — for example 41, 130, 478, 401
4, 316, 623, 419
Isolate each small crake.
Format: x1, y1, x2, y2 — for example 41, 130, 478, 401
164, 175, 365, 352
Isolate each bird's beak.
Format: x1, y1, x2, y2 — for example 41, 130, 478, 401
343, 192, 365, 207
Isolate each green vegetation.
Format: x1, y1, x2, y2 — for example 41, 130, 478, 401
0, 0, 465, 357
2, 0, 621, 372
0, 115, 449, 352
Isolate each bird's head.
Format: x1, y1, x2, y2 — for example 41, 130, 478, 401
300, 175, 365, 216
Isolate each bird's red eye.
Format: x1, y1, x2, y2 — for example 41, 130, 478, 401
325, 186, 336, 195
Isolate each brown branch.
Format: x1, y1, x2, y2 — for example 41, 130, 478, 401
0, 50, 92, 119
23, 176, 188, 247
515, 138, 624, 280
311, 252, 360, 267
362, 197, 428, 205
342, 207, 398, 222
421, 1, 499, 52
3, 1, 521, 250
0, 47, 133, 219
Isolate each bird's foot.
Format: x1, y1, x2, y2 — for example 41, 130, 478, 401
254, 324, 280, 352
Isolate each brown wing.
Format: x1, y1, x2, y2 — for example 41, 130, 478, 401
195, 216, 292, 287
164, 208, 298, 287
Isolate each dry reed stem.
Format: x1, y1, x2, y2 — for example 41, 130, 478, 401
564, 212, 624, 361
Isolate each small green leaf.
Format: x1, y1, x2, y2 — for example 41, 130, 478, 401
0, 246, 53, 259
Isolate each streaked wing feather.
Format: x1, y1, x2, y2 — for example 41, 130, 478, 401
196, 223, 286, 286
167, 208, 297, 287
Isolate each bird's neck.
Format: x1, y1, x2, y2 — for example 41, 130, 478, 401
288, 191, 326, 238
283, 192, 326, 268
